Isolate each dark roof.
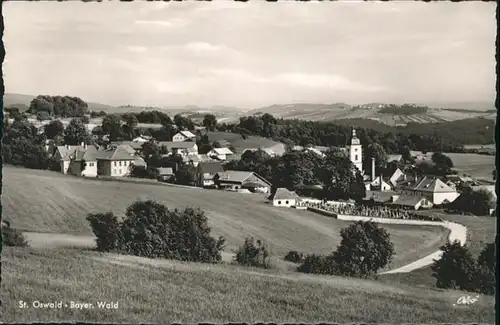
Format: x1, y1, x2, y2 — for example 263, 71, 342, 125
268, 188, 300, 201
158, 141, 197, 151
413, 177, 456, 193
97, 146, 136, 161
198, 162, 224, 174
216, 171, 272, 186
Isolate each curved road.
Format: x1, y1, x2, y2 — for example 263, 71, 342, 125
21, 218, 467, 275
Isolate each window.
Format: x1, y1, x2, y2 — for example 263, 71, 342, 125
355, 155, 358, 161
113, 161, 117, 167
355, 148, 358, 152
285, 200, 289, 204
278, 200, 281, 205
113, 168, 116, 174
119, 169, 122, 174
119, 161, 122, 167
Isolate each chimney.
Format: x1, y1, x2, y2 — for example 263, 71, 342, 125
371, 157, 376, 181
66, 144, 70, 150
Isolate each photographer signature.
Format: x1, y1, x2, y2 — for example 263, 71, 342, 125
452, 295, 480, 306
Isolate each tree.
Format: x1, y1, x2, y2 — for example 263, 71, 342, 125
203, 114, 218, 131
332, 221, 395, 278
478, 242, 495, 272
3, 120, 50, 169
87, 212, 122, 251
44, 120, 65, 139
431, 152, 454, 175
117, 200, 225, 263
64, 118, 90, 145
36, 111, 51, 121
448, 188, 493, 216
102, 115, 125, 141
363, 143, 388, 175
174, 114, 194, 131
175, 165, 196, 185
431, 241, 477, 292
319, 153, 366, 202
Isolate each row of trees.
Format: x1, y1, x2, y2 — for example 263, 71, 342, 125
378, 104, 429, 115
223, 113, 494, 154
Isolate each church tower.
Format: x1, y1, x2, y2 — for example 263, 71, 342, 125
349, 128, 363, 174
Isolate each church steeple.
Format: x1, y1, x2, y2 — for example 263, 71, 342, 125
348, 128, 363, 174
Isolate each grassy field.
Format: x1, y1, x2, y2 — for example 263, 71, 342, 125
446, 153, 495, 180
3, 166, 449, 269
380, 212, 496, 288
1, 247, 494, 323
206, 131, 283, 153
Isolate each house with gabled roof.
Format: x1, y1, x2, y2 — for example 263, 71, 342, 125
195, 162, 224, 187
96, 145, 137, 177
267, 188, 301, 207
53, 143, 89, 174
214, 170, 272, 193
402, 176, 459, 205
172, 130, 196, 142
67, 145, 100, 177
390, 195, 433, 210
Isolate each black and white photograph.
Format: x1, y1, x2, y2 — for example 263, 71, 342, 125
1, 1, 496, 323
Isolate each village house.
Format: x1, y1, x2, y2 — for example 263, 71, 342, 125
268, 188, 301, 207
110, 141, 143, 154
66, 144, 100, 177
213, 170, 272, 193
158, 141, 198, 157
387, 154, 404, 164
389, 195, 434, 210
183, 154, 212, 167
172, 131, 197, 142
53, 143, 89, 174
195, 162, 224, 187
132, 135, 152, 143
207, 147, 234, 161
96, 145, 137, 177
400, 176, 460, 205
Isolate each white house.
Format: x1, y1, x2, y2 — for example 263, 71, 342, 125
207, 147, 234, 161
132, 135, 152, 143
172, 131, 196, 142
268, 188, 301, 208
402, 176, 460, 205
158, 141, 198, 157
370, 176, 393, 191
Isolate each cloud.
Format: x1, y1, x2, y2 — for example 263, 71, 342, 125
273, 73, 386, 92
134, 18, 188, 28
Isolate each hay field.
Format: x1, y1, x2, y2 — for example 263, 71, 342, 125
3, 166, 448, 268
1, 247, 494, 323
446, 153, 495, 180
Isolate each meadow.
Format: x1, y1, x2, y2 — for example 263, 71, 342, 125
380, 212, 496, 288
446, 152, 495, 180
3, 166, 449, 269
1, 247, 494, 323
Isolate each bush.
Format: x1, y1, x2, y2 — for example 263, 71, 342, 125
86, 200, 226, 263
284, 250, 304, 263
2, 223, 29, 247
235, 237, 271, 268
86, 212, 122, 252
332, 221, 394, 278
431, 241, 478, 292
297, 254, 337, 275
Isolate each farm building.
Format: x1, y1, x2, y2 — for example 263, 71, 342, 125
172, 131, 196, 142
66, 144, 100, 177
369, 175, 393, 192
207, 147, 234, 161
110, 141, 143, 153
132, 135, 152, 143
268, 188, 301, 207
214, 171, 272, 193
53, 144, 92, 174
387, 154, 403, 163
183, 154, 212, 167
157, 167, 174, 182
401, 176, 460, 205
195, 162, 224, 187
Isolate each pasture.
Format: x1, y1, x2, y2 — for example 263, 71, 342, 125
1, 247, 494, 323
380, 212, 496, 288
3, 166, 449, 269
446, 153, 495, 180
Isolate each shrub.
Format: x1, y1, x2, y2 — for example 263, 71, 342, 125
431, 241, 478, 292
86, 212, 122, 252
474, 264, 495, 295
478, 242, 495, 272
297, 254, 337, 275
235, 237, 271, 268
284, 250, 304, 263
2, 223, 29, 247
332, 221, 394, 278
119, 201, 225, 263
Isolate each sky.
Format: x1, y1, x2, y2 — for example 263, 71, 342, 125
3, 1, 496, 109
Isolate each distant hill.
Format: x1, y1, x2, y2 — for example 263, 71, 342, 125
3, 93, 116, 112
223, 102, 496, 126
419, 101, 495, 111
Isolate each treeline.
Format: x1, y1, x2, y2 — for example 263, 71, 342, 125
28, 95, 90, 118
378, 104, 429, 115
220, 114, 494, 155
224, 149, 366, 201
